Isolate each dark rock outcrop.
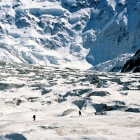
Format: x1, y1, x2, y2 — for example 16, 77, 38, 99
121, 49, 140, 72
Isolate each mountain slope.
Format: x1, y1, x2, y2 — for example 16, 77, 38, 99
0, 0, 140, 70
121, 49, 140, 72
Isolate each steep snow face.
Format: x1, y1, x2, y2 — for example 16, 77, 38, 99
0, 0, 140, 71
83, 0, 140, 66
0, 0, 91, 69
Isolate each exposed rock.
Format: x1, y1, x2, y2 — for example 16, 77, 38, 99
121, 49, 140, 72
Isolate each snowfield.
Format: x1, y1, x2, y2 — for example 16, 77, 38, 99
0, 62, 140, 140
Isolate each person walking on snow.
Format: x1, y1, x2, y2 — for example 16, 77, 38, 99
33, 115, 36, 121
79, 110, 82, 116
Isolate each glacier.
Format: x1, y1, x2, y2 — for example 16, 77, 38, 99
0, 0, 140, 71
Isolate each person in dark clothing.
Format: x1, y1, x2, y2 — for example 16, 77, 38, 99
33, 115, 36, 121
79, 110, 82, 116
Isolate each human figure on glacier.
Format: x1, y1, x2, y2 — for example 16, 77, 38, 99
33, 115, 36, 121
79, 110, 82, 116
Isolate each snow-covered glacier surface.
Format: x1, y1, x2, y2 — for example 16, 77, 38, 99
0, 0, 140, 71
0, 62, 140, 139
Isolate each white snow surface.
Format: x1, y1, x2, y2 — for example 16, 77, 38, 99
0, 62, 140, 140
0, 0, 140, 71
